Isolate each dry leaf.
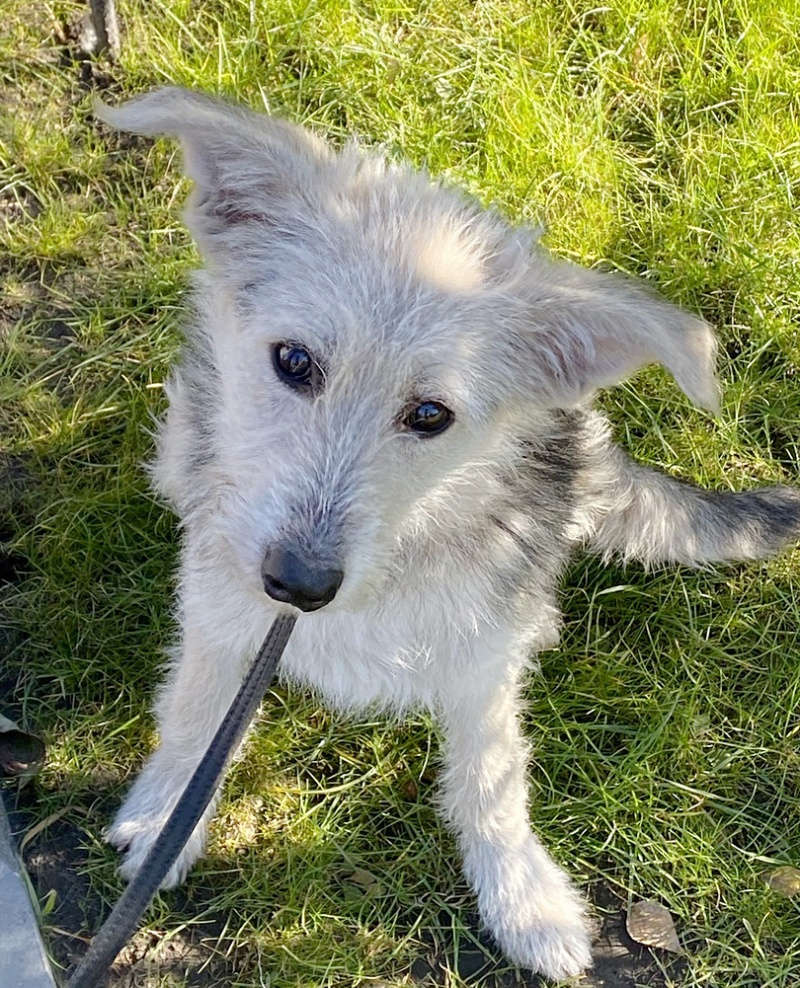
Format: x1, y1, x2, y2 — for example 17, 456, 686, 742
626, 900, 683, 954
762, 866, 800, 897
339, 865, 384, 899
631, 33, 650, 72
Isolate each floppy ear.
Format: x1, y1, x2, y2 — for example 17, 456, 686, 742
94, 87, 331, 252
515, 260, 719, 412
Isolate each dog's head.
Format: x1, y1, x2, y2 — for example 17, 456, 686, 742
97, 89, 718, 612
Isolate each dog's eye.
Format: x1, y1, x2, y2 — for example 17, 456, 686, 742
272, 343, 322, 393
402, 400, 453, 437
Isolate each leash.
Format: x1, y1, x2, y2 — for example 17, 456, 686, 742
66, 612, 297, 988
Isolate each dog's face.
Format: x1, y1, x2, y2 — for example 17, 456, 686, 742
98, 89, 720, 610
194, 195, 529, 608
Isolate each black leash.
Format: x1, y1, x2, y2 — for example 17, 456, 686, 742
66, 612, 297, 988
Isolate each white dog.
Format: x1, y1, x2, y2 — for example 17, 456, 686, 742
96, 89, 800, 981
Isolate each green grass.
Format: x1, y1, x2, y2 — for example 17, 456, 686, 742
2, 0, 800, 985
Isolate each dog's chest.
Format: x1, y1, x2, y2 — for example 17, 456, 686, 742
276, 560, 562, 714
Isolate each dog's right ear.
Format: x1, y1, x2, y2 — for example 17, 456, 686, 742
95, 87, 331, 250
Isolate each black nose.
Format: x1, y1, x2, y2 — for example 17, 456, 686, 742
261, 547, 344, 612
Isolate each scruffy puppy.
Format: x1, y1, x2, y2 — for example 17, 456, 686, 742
96, 89, 800, 981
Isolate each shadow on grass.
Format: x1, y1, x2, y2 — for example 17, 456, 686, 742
4, 778, 678, 988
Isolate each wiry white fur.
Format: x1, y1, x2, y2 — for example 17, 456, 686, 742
95, 88, 800, 982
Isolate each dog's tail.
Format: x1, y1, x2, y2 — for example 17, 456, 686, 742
579, 431, 800, 568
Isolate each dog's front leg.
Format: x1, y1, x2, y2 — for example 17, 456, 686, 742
437, 671, 592, 980
106, 565, 266, 887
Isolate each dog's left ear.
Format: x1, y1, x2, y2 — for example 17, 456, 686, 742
94, 87, 331, 251
513, 261, 719, 412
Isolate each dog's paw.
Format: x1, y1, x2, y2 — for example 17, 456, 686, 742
474, 852, 593, 981
105, 807, 208, 888
494, 914, 592, 982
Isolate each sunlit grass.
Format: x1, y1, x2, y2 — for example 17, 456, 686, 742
2, 0, 800, 985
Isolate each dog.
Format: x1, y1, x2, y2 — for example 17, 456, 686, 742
95, 88, 800, 981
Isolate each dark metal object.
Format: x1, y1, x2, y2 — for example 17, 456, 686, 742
0, 798, 57, 987
66, 612, 297, 988
0, 723, 46, 779
84, 0, 120, 58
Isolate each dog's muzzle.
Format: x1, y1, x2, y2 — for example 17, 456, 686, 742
261, 547, 344, 612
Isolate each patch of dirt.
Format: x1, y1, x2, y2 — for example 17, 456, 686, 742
410, 884, 683, 987
588, 883, 685, 987
0, 185, 41, 225
3, 787, 235, 987
103, 928, 234, 988
24, 819, 100, 971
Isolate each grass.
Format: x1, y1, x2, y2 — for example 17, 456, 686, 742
2, 0, 800, 985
